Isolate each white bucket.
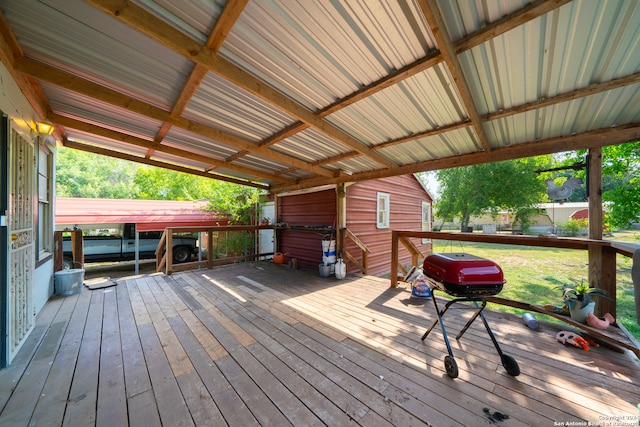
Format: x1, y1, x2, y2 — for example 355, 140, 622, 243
321, 239, 336, 265
54, 269, 85, 296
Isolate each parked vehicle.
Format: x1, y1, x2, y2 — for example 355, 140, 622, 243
62, 223, 197, 268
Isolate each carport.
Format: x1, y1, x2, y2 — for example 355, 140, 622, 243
55, 198, 228, 272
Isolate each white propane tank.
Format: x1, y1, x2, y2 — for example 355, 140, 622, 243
335, 258, 346, 279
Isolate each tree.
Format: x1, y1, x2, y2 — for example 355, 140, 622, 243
558, 141, 640, 229
435, 159, 547, 231
56, 148, 264, 225
56, 147, 138, 198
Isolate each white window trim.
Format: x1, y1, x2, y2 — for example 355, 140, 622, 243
377, 192, 390, 229
421, 201, 432, 243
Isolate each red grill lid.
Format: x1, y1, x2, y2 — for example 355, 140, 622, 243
423, 253, 505, 286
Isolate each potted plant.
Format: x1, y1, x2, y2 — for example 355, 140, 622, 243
561, 280, 611, 323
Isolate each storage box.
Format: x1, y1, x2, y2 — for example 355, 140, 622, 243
422, 253, 504, 297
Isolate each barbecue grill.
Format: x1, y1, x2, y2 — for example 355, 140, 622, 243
420, 253, 520, 379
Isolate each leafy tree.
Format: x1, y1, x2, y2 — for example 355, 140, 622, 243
56, 147, 138, 198
56, 148, 264, 225
556, 141, 640, 229
435, 159, 547, 231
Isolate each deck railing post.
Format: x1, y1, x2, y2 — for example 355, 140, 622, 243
391, 230, 399, 287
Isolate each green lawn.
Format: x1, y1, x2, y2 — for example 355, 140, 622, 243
428, 229, 639, 342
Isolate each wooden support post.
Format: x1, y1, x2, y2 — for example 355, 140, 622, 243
207, 230, 213, 270
53, 231, 64, 272
70, 229, 84, 269
390, 230, 399, 287
336, 183, 346, 257
587, 147, 606, 315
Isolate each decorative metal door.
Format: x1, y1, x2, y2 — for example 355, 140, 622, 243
7, 127, 35, 361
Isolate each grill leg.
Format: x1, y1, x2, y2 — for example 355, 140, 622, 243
455, 300, 487, 340
422, 292, 456, 360
477, 304, 505, 357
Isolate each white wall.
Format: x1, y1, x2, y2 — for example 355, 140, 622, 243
1, 62, 55, 318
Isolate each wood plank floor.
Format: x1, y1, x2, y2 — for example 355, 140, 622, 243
1, 261, 639, 426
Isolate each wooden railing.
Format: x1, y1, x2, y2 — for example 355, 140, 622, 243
338, 228, 371, 274
390, 230, 640, 357
391, 231, 638, 316
157, 225, 273, 275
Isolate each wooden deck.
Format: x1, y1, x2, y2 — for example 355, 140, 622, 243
1, 261, 639, 426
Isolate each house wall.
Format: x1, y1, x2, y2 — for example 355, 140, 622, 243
277, 188, 336, 270
1, 61, 55, 365
346, 175, 432, 277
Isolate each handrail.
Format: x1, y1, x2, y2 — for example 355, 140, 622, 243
391, 230, 635, 318
157, 225, 274, 275
340, 228, 371, 274
390, 230, 639, 358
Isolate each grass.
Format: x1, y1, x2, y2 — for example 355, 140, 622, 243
428, 229, 639, 343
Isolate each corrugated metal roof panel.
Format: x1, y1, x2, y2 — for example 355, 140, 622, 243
331, 156, 386, 176
221, 0, 435, 110
163, 127, 239, 160
55, 197, 223, 229
379, 127, 480, 164
454, 0, 640, 148
184, 72, 297, 142
43, 83, 163, 139
231, 152, 302, 176
65, 131, 150, 158
485, 84, 640, 146
4, 0, 192, 109
273, 128, 351, 163
326, 63, 466, 146
134, 0, 226, 43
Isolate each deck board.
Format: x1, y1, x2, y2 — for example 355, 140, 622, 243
1, 261, 638, 426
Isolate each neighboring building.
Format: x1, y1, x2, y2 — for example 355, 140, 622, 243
440, 202, 592, 233
276, 175, 433, 277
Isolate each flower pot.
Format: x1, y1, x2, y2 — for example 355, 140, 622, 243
568, 300, 595, 323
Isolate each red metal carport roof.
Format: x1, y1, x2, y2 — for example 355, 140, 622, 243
56, 198, 228, 231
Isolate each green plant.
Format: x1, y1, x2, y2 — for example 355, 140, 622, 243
561, 218, 588, 237
561, 279, 611, 307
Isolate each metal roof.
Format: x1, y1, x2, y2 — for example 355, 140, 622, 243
1, 0, 638, 193
55, 198, 225, 231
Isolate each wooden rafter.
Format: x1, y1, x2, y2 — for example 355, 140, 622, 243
146, 0, 248, 160
272, 123, 640, 193
52, 113, 290, 184
417, 0, 490, 153
63, 139, 269, 190
86, 0, 397, 170
15, 57, 334, 178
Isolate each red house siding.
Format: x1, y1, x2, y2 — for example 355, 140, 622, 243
278, 189, 337, 270
346, 175, 432, 277
276, 175, 432, 277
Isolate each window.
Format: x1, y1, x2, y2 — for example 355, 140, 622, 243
377, 192, 390, 228
36, 142, 53, 260
421, 201, 432, 243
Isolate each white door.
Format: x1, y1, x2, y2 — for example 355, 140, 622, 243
259, 202, 275, 259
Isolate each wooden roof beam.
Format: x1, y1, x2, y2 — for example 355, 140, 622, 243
271, 123, 640, 193
147, 0, 248, 158
15, 57, 334, 178
63, 139, 269, 190
86, 0, 397, 170
417, 0, 490, 153
52, 113, 291, 184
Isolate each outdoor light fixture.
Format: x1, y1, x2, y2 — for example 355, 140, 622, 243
35, 121, 54, 135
